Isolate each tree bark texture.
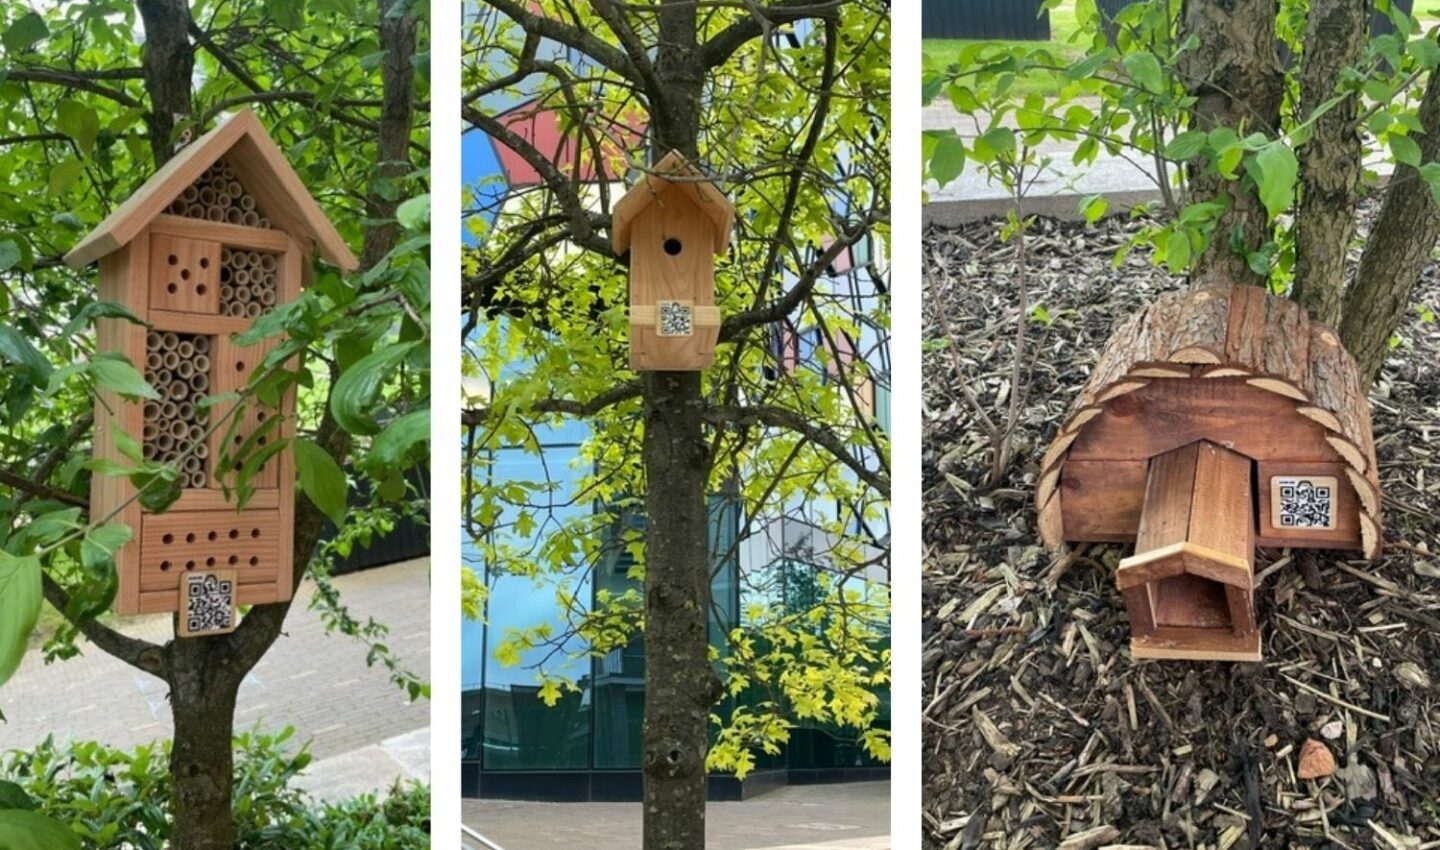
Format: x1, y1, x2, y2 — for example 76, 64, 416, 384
1179, 0, 1284, 289
1292, 0, 1369, 325
136, 0, 195, 166
166, 637, 243, 850
363, 0, 418, 270
643, 5, 720, 849
1343, 53, 1440, 386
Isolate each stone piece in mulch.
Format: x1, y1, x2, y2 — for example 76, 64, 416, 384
1298, 738, 1336, 779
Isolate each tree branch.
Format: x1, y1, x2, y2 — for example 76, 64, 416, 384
697, 0, 845, 69
5, 69, 142, 107
40, 574, 167, 678
704, 403, 888, 492
463, 382, 643, 425
483, 0, 642, 83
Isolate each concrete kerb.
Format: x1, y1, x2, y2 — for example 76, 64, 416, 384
924, 188, 1165, 226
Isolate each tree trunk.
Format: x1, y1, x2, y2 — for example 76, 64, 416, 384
1179, 0, 1284, 289
1343, 51, 1440, 386
135, 0, 195, 166
1292, 0, 1369, 325
167, 638, 242, 850
643, 6, 719, 849
364, 0, 418, 270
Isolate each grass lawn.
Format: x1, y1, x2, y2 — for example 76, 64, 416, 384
922, 1, 1085, 96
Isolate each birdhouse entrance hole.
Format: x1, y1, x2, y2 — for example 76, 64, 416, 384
663, 237, 682, 256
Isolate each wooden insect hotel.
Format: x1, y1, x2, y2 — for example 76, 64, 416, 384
612, 151, 733, 371
65, 108, 357, 624
1037, 283, 1380, 662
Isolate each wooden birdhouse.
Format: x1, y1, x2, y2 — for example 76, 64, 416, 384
1036, 283, 1380, 662
612, 151, 734, 371
65, 109, 357, 628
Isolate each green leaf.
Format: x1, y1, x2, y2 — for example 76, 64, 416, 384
0, 780, 34, 810
330, 341, 417, 436
0, 553, 42, 687
1122, 51, 1164, 93
1080, 194, 1109, 224
0, 809, 81, 850
367, 408, 430, 471
929, 132, 966, 187
80, 523, 132, 572
0, 326, 51, 382
46, 159, 83, 197
1253, 143, 1298, 220
56, 99, 100, 156
90, 355, 159, 401
396, 193, 430, 229
2, 12, 48, 54
295, 437, 348, 526
1418, 162, 1440, 204
1390, 133, 1422, 167
0, 241, 20, 273
1165, 229, 1192, 270
1408, 36, 1440, 68
1163, 130, 1207, 161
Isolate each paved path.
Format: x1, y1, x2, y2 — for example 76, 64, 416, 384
462, 781, 890, 850
0, 557, 430, 796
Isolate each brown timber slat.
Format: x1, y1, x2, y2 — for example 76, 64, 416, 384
1225, 284, 1268, 366
1059, 459, 1148, 541
1263, 293, 1311, 393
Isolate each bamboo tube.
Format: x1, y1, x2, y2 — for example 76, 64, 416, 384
220, 285, 235, 301
239, 195, 255, 211
144, 401, 161, 421
177, 340, 195, 359
193, 353, 211, 373
227, 180, 243, 198
178, 402, 194, 421
145, 351, 164, 371
168, 419, 189, 440
156, 434, 175, 453
235, 285, 252, 303
194, 336, 211, 355
205, 207, 224, 222
176, 360, 194, 379
188, 423, 207, 442
161, 332, 179, 349
226, 208, 244, 224
160, 400, 179, 419
259, 289, 276, 307
142, 422, 159, 441
167, 381, 188, 401
242, 210, 260, 227
189, 372, 208, 392
259, 253, 277, 272
181, 185, 200, 203
245, 302, 263, 318
162, 350, 180, 370
199, 186, 217, 206
152, 370, 173, 389
258, 217, 271, 228
185, 203, 205, 218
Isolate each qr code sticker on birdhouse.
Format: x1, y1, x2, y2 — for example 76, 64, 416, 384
657, 300, 694, 337
1270, 476, 1338, 530
179, 570, 238, 637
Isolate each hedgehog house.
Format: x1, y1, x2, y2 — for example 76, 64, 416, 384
66, 108, 357, 626
1037, 283, 1380, 662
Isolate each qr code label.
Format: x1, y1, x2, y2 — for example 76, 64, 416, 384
657, 300, 693, 337
1270, 475, 1338, 531
179, 570, 237, 637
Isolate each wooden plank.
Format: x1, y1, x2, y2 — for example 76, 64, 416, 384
150, 214, 292, 252
1187, 442, 1252, 566
1134, 442, 1198, 551
148, 310, 252, 337
208, 335, 280, 490
172, 487, 279, 513
93, 240, 149, 615
138, 509, 282, 594
1132, 627, 1261, 662
1059, 459, 1147, 541
1067, 378, 1337, 463
149, 233, 221, 314
273, 240, 304, 599
1224, 283, 1267, 366
1036, 488, 1064, 547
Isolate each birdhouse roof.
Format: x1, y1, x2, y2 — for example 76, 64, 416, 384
1036, 282, 1381, 557
612, 151, 734, 255
65, 109, 358, 273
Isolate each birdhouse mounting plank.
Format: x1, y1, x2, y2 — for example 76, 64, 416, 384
66, 109, 357, 627
1037, 283, 1381, 662
612, 151, 733, 371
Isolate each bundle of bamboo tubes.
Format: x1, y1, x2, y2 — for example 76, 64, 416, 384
142, 331, 212, 489
164, 159, 272, 228
219, 248, 280, 318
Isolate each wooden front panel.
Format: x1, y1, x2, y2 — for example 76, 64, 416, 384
138, 509, 281, 594
149, 233, 221, 315
1059, 460, 1146, 541
628, 187, 718, 370
1255, 460, 1361, 548
1068, 378, 1338, 463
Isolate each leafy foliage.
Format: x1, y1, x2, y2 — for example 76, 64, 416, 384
0, 730, 428, 849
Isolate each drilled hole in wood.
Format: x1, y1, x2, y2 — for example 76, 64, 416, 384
248, 556, 259, 566
180, 268, 191, 281
185, 532, 196, 543
160, 560, 172, 571
167, 254, 178, 265
162, 533, 174, 544
167, 283, 178, 294
235, 361, 245, 371
206, 557, 216, 567
199, 257, 210, 269
664, 238, 682, 256
228, 555, 239, 565
196, 284, 207, 295
185, 560, 196, 570
229, 529, 239, 539
250, 528, 261, 538
208, 531, 218, 541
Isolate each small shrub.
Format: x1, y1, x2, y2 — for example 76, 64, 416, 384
0, 729, 430, 849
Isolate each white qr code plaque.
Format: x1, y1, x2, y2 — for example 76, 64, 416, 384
178, 570, 238, 637
657, 300, 694, 337
1270, 475, 1338, 531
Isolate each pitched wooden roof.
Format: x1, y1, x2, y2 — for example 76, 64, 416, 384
1036, 283, 1381, 557
612, 150, 734, 255
65, 109, 357, 273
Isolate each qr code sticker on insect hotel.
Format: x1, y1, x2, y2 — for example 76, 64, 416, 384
1270, 475, 1338, 531
180, 571, 237, 636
